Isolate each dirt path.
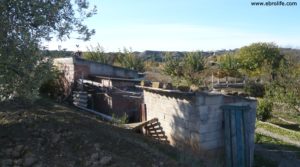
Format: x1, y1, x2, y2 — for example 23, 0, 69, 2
256, 128, 300, 147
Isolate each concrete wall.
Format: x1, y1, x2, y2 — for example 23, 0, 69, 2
53, 57, 140, 84
75, 58, 139, 79
91, 93, 142, 123
92, 78, 138, 89
143, 89, 256, 161
53, 57, 75, 84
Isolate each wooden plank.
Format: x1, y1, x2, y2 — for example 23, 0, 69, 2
243, 110, 250, 167
140, 104, 147, 122
73, 98, 88, 103
73, 94, 88, 98
235, 110, 245, 167
123, 118, 158, 130
231, 110, 238, 167
145, 122, 160, 128
73, 102, 87, 108
224, 109, 232, 167
146, 127, 163, 131
73, 91, 88, 94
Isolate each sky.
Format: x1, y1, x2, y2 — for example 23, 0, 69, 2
44, 0, 300, 52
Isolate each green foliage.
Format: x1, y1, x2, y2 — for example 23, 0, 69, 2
0, 0, 96, 102
255, 133, 300, 156
163, 51, 205, 86
182, 52, 205, 85
163, 52, 183, 77
256, 121, 300, 141
218, 54, 241, 78
0, 48, 52, 102
257, 99, 273, 121
39, 68, 69, 100
265, 56, 300, 112
237, 42, 283, 80
116, 48, 144, 72
84, 43, 115, 64
112, 113, 128, 124
244, 81, 265, 97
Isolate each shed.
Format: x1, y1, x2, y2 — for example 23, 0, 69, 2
141, 86, 256, 166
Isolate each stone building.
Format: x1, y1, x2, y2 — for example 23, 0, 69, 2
53, 57, 142, 122
141, 86, 256, 166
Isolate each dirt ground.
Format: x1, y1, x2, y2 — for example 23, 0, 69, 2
0, 99, 185, 167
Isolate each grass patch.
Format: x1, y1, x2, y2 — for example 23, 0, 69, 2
272, 104, 300, 125
268, 117, 300, 131
256, 121, 300, 141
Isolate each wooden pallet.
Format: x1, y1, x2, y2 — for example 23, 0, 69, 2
144, 118, 169, 144
124, 118, 169, 144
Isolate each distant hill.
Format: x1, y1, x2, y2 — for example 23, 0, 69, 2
134, 49, 237, 62
46, 48, 300, 62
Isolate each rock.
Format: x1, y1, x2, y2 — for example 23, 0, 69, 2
14, 159, 23, 165
100, 156, 112, 165
1, 159, 13, 167
52, 133, 60, 143
5, 148, 13, 156
90, 153, 99, 161
23, 154, 37, 167
12, 145, 24, 158
85, 160, 92, 166
33, 163, 43, 167
15, 145, 24, 152
91, 161, 100, 167
94, 143, 100, 151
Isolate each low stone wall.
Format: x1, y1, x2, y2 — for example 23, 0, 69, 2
75, 58, 139, 79
53, 57, 140, 83
143, 88, 256, 161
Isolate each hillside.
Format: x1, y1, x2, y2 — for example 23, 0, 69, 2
0, 99, 183, 167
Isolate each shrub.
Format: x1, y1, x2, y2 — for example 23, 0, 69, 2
244, 81, 265, 97
257, 98, 273, 121
39, 69, 70, 101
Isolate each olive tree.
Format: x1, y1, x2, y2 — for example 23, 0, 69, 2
163, 51, 205, 86
0, 0, 96, 101
84, 44, 115, 65
116, 48, 144, 72
265, 55, 300, 112
182, 51, 205, 85
163, 52, 182, 77
218, 53, 241, 78
237, 42, 283, 81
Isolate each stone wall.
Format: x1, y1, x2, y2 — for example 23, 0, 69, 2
143, 88, 256, 160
